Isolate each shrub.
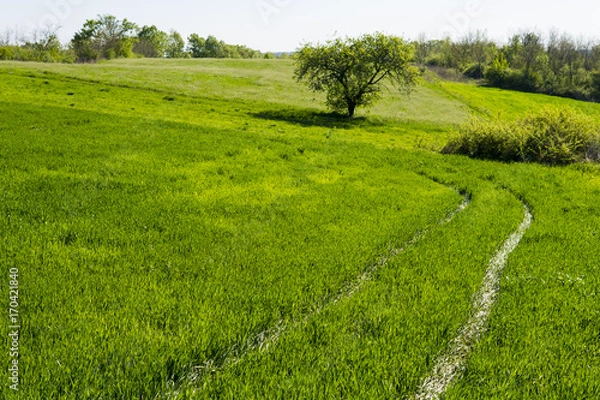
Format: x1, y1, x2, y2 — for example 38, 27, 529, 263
443, 118, 522, 161
586, 136, 600, 162
521, 107, 598, 164
0, 46, 15, 60
484, 53, 509, 87
462, 63, 485, 79
443, 107, 600, 165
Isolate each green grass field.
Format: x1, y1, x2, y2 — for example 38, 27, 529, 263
1, 59, 599, 399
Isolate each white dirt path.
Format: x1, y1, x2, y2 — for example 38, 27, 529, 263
161, 193, 471, 398
414, 204, 533, 400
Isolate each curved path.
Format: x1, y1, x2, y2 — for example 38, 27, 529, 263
414, 203, 533, 400
164, 187, 471, 397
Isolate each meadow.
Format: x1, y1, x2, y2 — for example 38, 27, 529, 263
0, 59, 599, 399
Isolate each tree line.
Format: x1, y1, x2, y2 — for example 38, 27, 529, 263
413, 30, 600, 102
0, 14, 282, 63
1, 16, 599, 103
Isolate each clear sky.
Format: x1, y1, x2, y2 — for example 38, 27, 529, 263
1, 0, 599, 51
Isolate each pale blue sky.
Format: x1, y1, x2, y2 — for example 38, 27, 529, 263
1, 0, 599, 51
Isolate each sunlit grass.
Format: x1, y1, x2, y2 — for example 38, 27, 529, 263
1, 58, 599, 399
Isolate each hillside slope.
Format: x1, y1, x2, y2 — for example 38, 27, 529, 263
0, 59, 598, 399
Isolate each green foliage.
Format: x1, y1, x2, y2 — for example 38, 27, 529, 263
444, 163, 600, 399
71, 15, 137, 62
3, 17, 263, 64
590, 70, 600, 101
443, 117, 523, 161
187, 34, 262, 59
295, 33, 419, 117
486, 68, 541, 92
523, 107, 600, 163
203, 35, 224, 58
165, 30, 186, 58
0, 30, 73, 63
480, 35, 546, 93
420, 31, 600, 103
0, 45, 14, 60
186, 33, 206, 58
484, 52, 509, 86
134, 25, 168, 58
131, 27, 187, 60
461, 63, 485, 79
444, 107, 600, 164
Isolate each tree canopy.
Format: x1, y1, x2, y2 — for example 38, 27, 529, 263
67, 15, 265, 62
187, 34, 262, 59
294, 33, 419, 117
413, 30, 600, 102
71, 15, 137, 62
165, 30, 186, 59
134, 25, 168, 58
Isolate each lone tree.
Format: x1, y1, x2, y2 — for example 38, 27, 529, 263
295, 33, 419, 117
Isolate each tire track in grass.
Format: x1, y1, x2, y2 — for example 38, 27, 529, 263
161, 189, 471, 398
414, 203, 533, 400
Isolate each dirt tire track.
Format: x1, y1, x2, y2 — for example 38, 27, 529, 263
161, 190, 471, 398
414, 203, 533, 400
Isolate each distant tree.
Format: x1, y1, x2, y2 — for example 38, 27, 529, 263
187, 33, 206, 58
134, 25, 168, 57
484, 52, 510, 86
204, 35, 226, 58
420, 37, 453, 67
497, 31, 546, 91
546, 29, 565, 91
166, 30, 186, 58
591, 44, 600, 71
231, 44, 261, 59
188, 34, 225, 58
460, 30, 495, 78
451, 36, 472, 70
413, 33, 431, 66
577, 36, 595, 72
550, 33, 580, 88
71, 15, 137, 62
0, 29, 11, 46
0, 25, 67, 62
187, 34, 260, 59
295, 33, 419, 117
71, 20, 98, 62
590, 71, 600, 101
514, 32, 545, 75
28, 26, 63, 60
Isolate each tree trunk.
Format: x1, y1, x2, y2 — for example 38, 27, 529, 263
347, 103, 356, 118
